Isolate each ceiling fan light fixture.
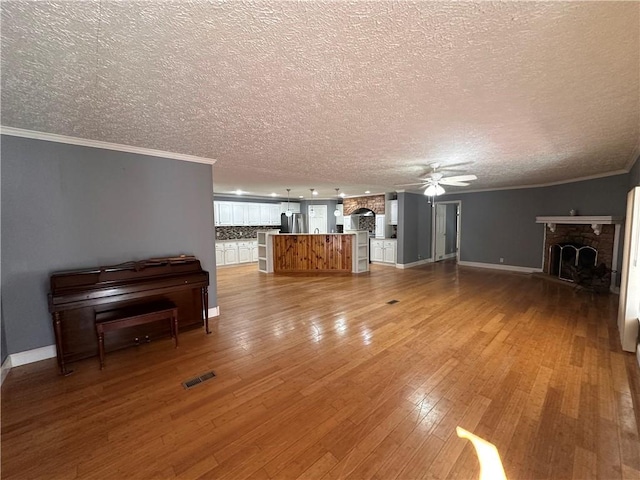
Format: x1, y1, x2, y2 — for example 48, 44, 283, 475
424, 184, 445, 196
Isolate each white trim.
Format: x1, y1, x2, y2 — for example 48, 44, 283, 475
208, 306, 220, 318
0, 127, 217, 165
1, 357, 12, 386
9, 344, 57, 367
458, 261, 542, 274
396, 258, 433, 269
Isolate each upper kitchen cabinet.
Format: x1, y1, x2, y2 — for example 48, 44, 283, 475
280, 202, 301, 214
387, 200, 398, 225
214, 200, 284, 226
215, 201, 233, 226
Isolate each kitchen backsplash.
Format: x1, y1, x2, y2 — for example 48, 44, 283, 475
216, 226, 275, 240
356, 216, 376, 233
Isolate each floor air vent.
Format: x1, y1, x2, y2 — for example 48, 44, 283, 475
387, 300, 399, 304
182, 371, 216, 390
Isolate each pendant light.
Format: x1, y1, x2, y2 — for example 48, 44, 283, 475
334, 188, 341, 217
309, 189, 316, 217
285, 188, 292, 217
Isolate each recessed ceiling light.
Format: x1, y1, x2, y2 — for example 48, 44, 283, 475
270, 193, 277, 197
365, 190, 370, 194
235, 189, 243, 195
339, 192, 346, 198
299, 195, 304, 198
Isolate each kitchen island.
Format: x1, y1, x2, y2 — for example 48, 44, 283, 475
257, 231, 369, 274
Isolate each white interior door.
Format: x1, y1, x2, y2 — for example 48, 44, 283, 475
435, 203, 447, 261
618, 186, 640, 352
308, 205, 327, 233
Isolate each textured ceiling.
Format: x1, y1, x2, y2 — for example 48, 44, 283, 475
2, 1, 639, 199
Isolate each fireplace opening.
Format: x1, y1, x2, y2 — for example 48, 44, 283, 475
549, 243, 597, 282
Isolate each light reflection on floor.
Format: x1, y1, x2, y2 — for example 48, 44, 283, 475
456, 426, 507, 480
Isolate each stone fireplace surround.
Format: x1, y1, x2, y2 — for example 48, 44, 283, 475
535, 216, 623, 292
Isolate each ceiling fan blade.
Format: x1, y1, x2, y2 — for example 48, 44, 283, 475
439, 161, 474, 171
439, 180, 470, 186
441, 174, 477, 183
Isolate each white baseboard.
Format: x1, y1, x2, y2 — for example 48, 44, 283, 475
2, 309, 222, 375
9, 344, 57, 368
1, 356, 12, 386
396, 258, 433, 269
458, 261, 543, 274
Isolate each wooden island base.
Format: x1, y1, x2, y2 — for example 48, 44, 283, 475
269, 232, 369, 273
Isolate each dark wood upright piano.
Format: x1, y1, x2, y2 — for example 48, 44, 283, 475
48, 255, 209, 374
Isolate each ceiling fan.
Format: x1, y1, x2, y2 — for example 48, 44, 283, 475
397, 163, 477, 196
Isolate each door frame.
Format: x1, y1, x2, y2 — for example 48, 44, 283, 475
431, 200, 462, 262
308, 204, 328, 233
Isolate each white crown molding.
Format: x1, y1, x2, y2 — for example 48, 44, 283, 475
0, 126, 217, 165
458, 261, 542, 274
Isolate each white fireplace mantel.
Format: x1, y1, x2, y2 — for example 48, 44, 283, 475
536, 216, 623, 235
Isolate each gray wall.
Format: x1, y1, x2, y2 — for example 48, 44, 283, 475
441, 173, 629, 269
1, 135, 216, 355
397, 192, 432, 264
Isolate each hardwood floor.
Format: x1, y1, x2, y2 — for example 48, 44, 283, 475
2, 262, 639, 479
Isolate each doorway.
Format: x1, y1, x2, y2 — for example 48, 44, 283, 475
432, 200, 461, 262
308, 205, 328, 233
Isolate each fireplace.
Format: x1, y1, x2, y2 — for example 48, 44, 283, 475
536, 215, 623, 292
549, 243, 597, 281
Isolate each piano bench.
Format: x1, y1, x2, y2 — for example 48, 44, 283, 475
95, 302, 178, 370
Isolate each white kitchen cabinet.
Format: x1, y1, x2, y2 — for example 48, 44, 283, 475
384, 240, 397, 263
215, 244, 224, 266
270, 205, 281, 225
387, 200, 398, 225
232, 204, 246, 226
224, 242, 238, 264
280, 202, 301, 214
370, 239, 396, 264
251, 240, 259, 262
247, 204, 261, 225
237, 241, 252, 263
370, 239, 384, 262
216, 202, 233, 226
375, 215, 385, 238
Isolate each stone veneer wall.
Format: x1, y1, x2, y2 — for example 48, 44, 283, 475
216, 225, 275, 240
343, 195, 385, 215
542, 224, 615, 274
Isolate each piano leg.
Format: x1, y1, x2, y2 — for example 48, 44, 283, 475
53, 313, 73, 376
202, 286, 211, 334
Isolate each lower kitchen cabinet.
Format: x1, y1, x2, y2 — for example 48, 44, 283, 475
216, 240, 260, 266
370, 239, 396, 265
